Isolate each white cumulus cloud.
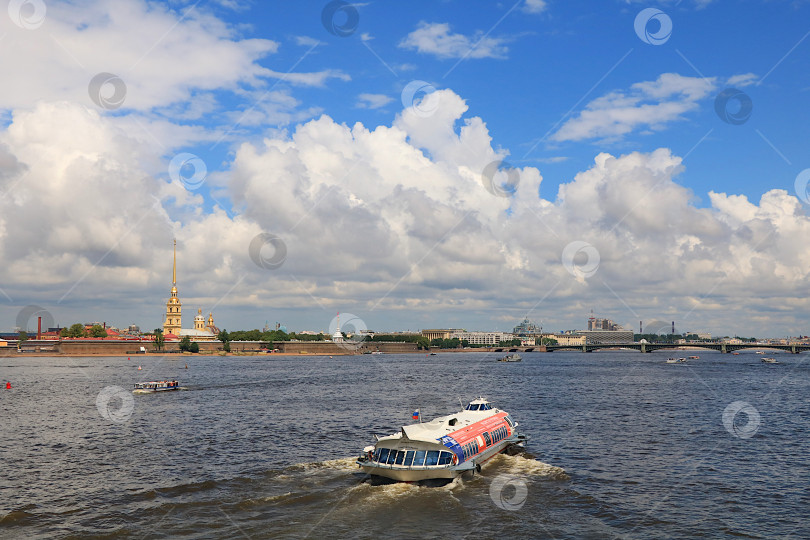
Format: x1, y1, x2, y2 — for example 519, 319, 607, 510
399, 22, 509, 59
552, 73, 717, 142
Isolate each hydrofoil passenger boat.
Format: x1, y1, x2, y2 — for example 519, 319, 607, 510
356, 398, 527, 482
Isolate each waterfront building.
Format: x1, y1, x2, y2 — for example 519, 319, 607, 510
577, 330, 634, 344
451, 331, 515, 346
421, 329, 465, 341
542, 333, 586, 346
162, 240, 219, 341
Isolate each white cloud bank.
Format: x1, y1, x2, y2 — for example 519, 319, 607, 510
1, 90, 809, 335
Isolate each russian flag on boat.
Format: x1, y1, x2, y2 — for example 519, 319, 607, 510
412, 409, 419, 420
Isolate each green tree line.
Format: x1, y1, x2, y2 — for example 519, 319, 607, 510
59, 323, 108, 338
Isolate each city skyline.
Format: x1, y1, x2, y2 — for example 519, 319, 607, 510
2, 1, 810, 337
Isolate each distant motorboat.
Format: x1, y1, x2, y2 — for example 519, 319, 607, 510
666, 357, 687, 364
688, 356, 700, 359
761, 357, 779, 364
498, 353, 522, 362
371, 351, 384, 355
133, 380, 179, 393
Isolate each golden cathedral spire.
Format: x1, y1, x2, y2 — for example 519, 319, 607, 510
172, 238, 177, 285
163, 239, 182, 335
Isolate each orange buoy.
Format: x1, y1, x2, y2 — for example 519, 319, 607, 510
5, 382, 10, 389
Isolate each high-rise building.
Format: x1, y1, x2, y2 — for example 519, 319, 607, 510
513, 318, 541, 336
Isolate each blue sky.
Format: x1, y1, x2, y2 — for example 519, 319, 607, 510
222, 0, 808, 201
1, 0, 810, 337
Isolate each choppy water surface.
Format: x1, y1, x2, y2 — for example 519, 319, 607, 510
1, 350, 808, 539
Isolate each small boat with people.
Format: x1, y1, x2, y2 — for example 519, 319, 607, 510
688, 356, 700, 359
357, 398, 527, 482
498, 353, 522, 362
133, 380, 180, 393
761, 357, 779, 364
666, 357, 687, 364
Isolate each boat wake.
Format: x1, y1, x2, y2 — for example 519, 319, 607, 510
482, 453, 569, 480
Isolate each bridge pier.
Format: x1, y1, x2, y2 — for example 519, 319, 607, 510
721, 344, 727, 354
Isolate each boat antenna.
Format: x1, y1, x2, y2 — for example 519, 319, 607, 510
458, 397, 464, 411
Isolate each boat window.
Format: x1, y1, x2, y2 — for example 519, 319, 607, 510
483, 432, 492, 446
404, 451, 414, 467
425, 451, 440, 466
394, 451, 405, 465
379, 448, 390, 463
386, 450, 397, 464
481, 404, 491, 410
438, 452, 452, 465
373, 449, 381, 461
470, 404, 480, 411
505, 416, 514, 427
413, 450, 426, 466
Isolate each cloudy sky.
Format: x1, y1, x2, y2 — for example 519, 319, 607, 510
2, 0, 810, 337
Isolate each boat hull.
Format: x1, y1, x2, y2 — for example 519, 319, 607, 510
358, 437, 521, 482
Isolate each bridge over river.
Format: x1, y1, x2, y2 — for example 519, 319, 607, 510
493, 343, 810, 354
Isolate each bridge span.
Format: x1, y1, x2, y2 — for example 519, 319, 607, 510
537, 342, 810, 354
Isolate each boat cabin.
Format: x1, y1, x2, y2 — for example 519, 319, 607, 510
464, 398, 494, 411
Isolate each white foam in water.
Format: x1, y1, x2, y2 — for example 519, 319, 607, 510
484, 453, 569, 480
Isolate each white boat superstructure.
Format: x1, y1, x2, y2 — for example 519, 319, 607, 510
133, 380, 179, 393
356, 398, 527, 482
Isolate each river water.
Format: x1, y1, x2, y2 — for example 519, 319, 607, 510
1, 350, 808, 539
